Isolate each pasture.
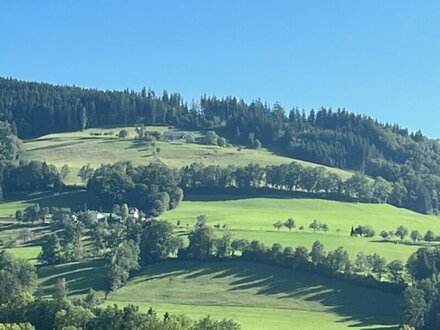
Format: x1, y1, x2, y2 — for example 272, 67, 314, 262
105, 260, 400, 329
164, 195, 440, 261
23, 126, 352, 184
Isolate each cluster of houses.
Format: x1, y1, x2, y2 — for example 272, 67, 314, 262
53, 207, 143, 226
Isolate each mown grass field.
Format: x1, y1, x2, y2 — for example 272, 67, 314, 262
29, 258, 400, 329
164, 195, 440, 261
6, 245, 41, 263
105, 260, 400, 330
23, 126, 352, 184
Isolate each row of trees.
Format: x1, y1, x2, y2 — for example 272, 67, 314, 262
86, 160, 418, 217
1, 78, 439, 213
179, 162, 415, 207
0, 161, 62, 199
379, 227, 438, 243
173, 218, 406, 292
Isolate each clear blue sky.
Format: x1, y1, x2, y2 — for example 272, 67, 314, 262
1, 1, 439, 137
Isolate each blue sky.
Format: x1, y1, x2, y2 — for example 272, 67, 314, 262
1, 1, 439, 137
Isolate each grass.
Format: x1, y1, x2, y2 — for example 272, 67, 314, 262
0, 190, 91, 217
163, 195, 440, 261
105, 260, 400, 330
3, 191, 440, 262
31, 258, 400, 329
37, 258, 108, 297
6, 245, 41, 263
23, 126, 352, 184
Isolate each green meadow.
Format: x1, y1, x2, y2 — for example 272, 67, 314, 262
105, 260, 399, 330
164, 195, 440, 261
23, 126, 352, 184
13, 259, 399, 330
32, 257, 400, 329
2, 191, 440, 262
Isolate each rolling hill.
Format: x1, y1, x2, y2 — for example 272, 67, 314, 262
163, 194, 440, 261
23, 126, 353, 184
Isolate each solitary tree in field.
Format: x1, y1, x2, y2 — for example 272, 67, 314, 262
273, 220, 283, 231
410, 230, 422, 243
395, 225, 409, 242
284, 218, 296, 231
380, 230, 390, 241
309, 219, 319, 232
320, 223, 329, 232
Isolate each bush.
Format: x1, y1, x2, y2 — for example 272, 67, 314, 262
424, 230, 435, 242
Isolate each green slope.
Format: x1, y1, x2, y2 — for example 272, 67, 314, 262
23, 126, 352, 184
163, 195, 440, 261
106, 260, 399, 330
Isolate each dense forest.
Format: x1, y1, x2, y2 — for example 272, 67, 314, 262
0, 77, 439, 214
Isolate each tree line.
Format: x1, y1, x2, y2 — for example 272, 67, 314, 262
180, 161, 398, 204
85, 160, 418, 217
1, 77, 439, 214
0, 160, 62, 199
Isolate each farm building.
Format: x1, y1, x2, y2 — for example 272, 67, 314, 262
163, 131, 189, 141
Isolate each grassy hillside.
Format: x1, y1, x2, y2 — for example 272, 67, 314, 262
23, 126, 353, 184
33, 258, 400, 329
2, 191, 440, 262
163, 195, 440, 261
105, 260, 399, 330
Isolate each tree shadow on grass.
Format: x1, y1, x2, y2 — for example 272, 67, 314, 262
26, 141, 85, 152
183, 187, 356, 203
3, 191, 91, 211
369, 239, 440, 248
130, 260, 400, 329
38, 258, 107, 296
